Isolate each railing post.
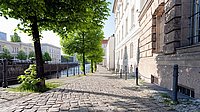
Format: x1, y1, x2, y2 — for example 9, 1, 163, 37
120, 69, 122, 78
2, 59, 8, 88
56, 64, 59, 79
172, 64, 179, 103
73, 66, 75, 76
67, 65, 69, 77
135, 67, 139, 85
78, 65, 80, 75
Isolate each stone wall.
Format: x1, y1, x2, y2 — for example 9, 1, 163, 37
138, 0, 200, 98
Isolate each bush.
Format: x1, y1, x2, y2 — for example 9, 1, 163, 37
18, 64, 41, 91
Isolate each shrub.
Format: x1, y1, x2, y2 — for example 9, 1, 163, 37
18, 64, 41, 91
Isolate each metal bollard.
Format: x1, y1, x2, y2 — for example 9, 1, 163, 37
120, 69, 122, 78
172, 64, 179, 103
135, 67, 139, 85
125, 71, 127, 80
2, 59, 8, 88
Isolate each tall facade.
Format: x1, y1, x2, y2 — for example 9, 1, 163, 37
102, 39, 108, 67
112, 0, 200, 98
138, 0, 200, 98
106, 35, 115, 70
113, 0, 140, 73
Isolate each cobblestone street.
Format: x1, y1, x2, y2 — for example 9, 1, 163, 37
0, 66, 192, 112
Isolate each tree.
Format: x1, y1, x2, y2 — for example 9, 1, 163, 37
0, 0, 110, 88
17, 50, 27, 60
11, 32, 21, 42
43, 52, 52, 63
61, 27, 105, 74
0, 47, 13, 59
28, 50, 35, 59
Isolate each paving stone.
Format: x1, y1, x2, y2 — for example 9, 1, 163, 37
0, 66, 198, 112
48, 108, 59, 112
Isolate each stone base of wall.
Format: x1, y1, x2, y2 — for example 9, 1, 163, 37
139, 48, 200, 98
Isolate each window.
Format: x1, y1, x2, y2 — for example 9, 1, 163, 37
0, 45, 2, 51
122, 25, 124, 39
131, 7, 135, 28
130, 43, 133, 58
189, 0, 200, 45
126, 17, 128, 35
119, 30, 120, 42
140, 0, 147, 10
121, 49, 123, 59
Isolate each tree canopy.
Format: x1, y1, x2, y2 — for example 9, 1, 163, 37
0, 47, 13, 59
43, 52, 52, 63
10, 32, 21, 42
0, 0, 110, 87
17, 49, 27, 60
28, 50, 35, 59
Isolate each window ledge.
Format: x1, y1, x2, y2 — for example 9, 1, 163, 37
176, 43, 200, 54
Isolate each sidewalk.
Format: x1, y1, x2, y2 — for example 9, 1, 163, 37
0, 66, 199, 112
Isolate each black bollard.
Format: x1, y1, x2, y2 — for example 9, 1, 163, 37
135, 67, 139, 85
2, 59, 8, 88
125, 71, 127, 80
120, 69, 122, 78
172, 64, 179, 103
125, 66, 127, 80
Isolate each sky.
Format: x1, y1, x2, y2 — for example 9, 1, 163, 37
0, 0, 115, 47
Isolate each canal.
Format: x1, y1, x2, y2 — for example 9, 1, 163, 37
60, 64, 91, 77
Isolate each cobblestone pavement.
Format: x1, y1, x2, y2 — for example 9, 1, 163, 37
0, 66, 178, 112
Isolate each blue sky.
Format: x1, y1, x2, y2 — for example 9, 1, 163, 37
103, 0, 115, 38
0, 1, 115, 46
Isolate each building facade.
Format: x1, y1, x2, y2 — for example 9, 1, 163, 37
0, 32, 7, 41
102, 39, 108, 67
112, 0, 200, 98
41, 43, 61, 63
106, 35, 115, 70
138, 0, 200, 98
0, 34, 61, 63
113, 0, 140, 74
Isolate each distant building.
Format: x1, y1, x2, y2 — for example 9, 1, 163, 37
113, 0, 140, 73
41, 43, 61, 64
0, 40, 61, 64
101, 39, 108, 67
106, 35, 115, 70
0, 32, 7, 41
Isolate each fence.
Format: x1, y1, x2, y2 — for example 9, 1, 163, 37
0, 61, 79, 86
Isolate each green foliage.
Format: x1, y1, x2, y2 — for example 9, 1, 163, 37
17, 49, 27, 60
18, 64, 41, 91
10, 32, 21, 42
28, 50, 35, 60
0, 0, 110, 80
43, 52, 52, 63
0, 47, 13, 59
8, 82, 60, 93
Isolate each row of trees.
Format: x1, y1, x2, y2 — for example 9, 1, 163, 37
0, 0, 110, 88
0, 47, 51, 63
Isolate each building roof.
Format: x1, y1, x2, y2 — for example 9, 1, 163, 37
102, 39, 108, 44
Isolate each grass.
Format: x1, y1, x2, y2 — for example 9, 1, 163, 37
8, 82, 61, 93
159, 93, 177, 105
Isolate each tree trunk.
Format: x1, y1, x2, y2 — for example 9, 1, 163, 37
91, 59, 93, 73
30, 16, 45, 87
82, 33, 86, 75
94, 61, 97, 71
